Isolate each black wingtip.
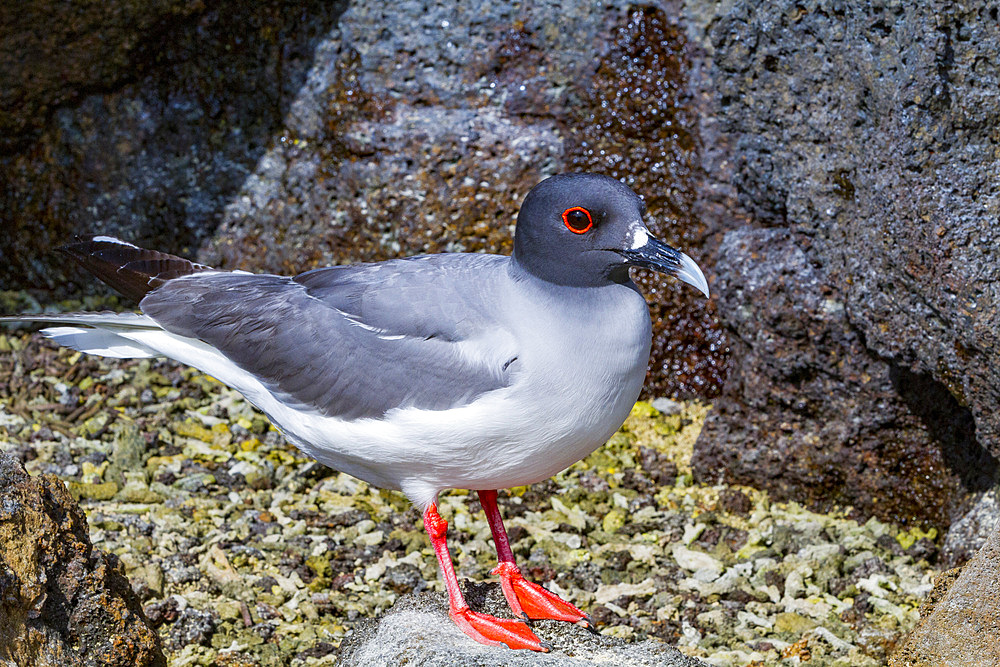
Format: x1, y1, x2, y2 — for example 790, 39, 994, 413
58, 235, 214, 303
56, 235, 90, 259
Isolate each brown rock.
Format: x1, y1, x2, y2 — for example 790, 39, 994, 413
889, 520, 1000, 666
0, 452, 165, 667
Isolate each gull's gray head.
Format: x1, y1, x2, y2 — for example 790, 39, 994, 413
512, 173, 710, 296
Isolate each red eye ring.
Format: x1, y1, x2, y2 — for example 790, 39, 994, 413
562, 207, 593, 234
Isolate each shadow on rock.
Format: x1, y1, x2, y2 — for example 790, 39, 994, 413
0, 0, 350, 295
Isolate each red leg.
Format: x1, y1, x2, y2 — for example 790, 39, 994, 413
423, 503, 549, 651
478, 490, 593, 629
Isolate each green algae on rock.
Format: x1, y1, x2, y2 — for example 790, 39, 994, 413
0, 330, 942, 664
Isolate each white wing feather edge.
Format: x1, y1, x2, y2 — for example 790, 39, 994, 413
3, 312, 163, 359
40, 326, 159, 359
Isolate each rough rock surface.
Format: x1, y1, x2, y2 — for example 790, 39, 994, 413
337, 583, 706, 666
941, 486, 1000, 566
888, 518, 1000, 666
688, 0, 1000, 525
1, 0, 188, 149
692, 228, 995, 526
0, 452, 165, 667
0, 0, 350, 292
0, 0, 728, 399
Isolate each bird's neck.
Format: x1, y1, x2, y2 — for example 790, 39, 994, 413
505, 259, 644, 315
508, 253, 633, 290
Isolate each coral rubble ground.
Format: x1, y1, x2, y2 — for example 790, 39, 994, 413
0, 322, 937, 665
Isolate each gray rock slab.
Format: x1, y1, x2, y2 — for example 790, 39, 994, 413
337, 584, 706, 667
942, 487, 1000, 567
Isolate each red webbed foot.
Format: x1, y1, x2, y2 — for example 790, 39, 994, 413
423, 502, 551, 651
491, 561, 594, 630
450, 605, 551, 651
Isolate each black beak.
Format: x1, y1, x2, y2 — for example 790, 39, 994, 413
619, 234, 710, 298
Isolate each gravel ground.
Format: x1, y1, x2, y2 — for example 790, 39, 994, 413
0, 305, 937, 666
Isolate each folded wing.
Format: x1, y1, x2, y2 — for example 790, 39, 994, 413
139, 255, 517, 421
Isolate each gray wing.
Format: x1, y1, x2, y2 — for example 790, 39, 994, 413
139, 255, 517, 420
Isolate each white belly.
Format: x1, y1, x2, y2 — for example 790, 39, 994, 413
265, 280, 654, 508
119, 282, 653, 509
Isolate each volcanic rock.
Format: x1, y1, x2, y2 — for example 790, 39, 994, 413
889, 518, 1000, 666
337, 583, 707, 666
688, 0, 1000, 525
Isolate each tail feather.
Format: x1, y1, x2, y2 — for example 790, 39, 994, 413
59, 236, 214, 302
40, 327, 159, 359
2, 312, 254, 398
1, 312, 160, 328
0, 312, 163, 359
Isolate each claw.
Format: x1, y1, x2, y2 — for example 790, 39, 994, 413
450, 606, 550, 651
492, 562, 589, 625
577, 615, 598, 633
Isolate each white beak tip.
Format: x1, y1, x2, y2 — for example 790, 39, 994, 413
677, 252, 710, 299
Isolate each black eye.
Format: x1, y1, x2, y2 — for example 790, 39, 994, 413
562, 207, 593, 234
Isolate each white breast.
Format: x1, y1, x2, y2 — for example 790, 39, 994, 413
487, 279, 653, 483
255, 278, 652, 507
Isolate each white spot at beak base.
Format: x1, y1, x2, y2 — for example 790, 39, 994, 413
630, 226, 649, 250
